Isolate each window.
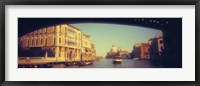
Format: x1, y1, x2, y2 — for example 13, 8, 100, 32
36, 39, 38, 45
40, 38, 42, 45
144, 52, 148, 55
32, 39, 34, 45
38, 39, 40, 45
160, 46, 164, 51
59, 38, 61, 44
160, 40, 163, 44
45, 38, 47, 45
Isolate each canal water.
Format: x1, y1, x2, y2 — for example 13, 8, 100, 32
52, 59, 163, 68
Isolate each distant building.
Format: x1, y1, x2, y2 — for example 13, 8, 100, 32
106, 45, 118, 59
149, 35, 164, 60
148, 38, 154, 45
131, 43, 150, 59
19, 24, 95, 62
106, 45, 129, 59
91, 43, 96, 60
116, 50, 130, 58
111, 45, 118, 53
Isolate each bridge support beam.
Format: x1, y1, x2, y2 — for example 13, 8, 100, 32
162, 24, 182, 68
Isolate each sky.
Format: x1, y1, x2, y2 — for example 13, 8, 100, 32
71, 23, 162, 57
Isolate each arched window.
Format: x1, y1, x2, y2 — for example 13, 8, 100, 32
36, 39, 38, 45
40, 38, 42, 44
59, 38, 61, 44
32, 39, 34, 45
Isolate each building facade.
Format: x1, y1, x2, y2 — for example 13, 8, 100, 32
149, 35, 164, 60
106, 45, 130, 59
116, 50, 130, 59
131, 43, 150, 59
91, 43, 96, 60
19, 24, 95, 62
106, 45, 118, 59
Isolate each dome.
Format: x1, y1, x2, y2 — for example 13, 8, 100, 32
111, 45, 117, 53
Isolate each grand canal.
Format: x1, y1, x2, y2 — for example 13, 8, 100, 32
52, 59, 163, 68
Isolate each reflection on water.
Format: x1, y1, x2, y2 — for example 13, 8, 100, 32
52, 59, 162, 68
